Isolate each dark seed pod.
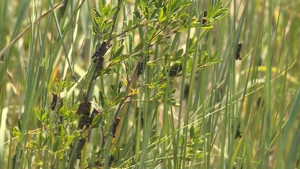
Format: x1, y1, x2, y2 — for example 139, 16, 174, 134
256, 96, 265, 110
77, 101, 92, 129
137, 61, 144, 76
92, 41, 108, 71
12, 146, 20, 169
202, 10, 207, 24
236, 42, 242, 60
112, 118, 121, 138
235, 124, 242, 139
135, 109, 144, 127
50, 93, 58, 110
76, 101, 91, 115
78, 115, 90, 129
168, 64, 182, 76
137, 56, 149, 76
94, 56, 104, 70
12, 154, 17, 169
184, 84, 190, 98
108, 155, 115, 166
92, 41, 108, 59
77, 138, 86, 159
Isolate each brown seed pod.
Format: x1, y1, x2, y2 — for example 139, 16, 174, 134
92, 41, 108, 59
236, 42, 242, 60
184, 84, 190, 98
137, 61, 144, 76
135, 109, 144, 127
78, 115, 90, 129
108, 155, 115, 166
94, 56, 104, 70
112, 118, 121, 138
137, 56, 150, 76
76, 101, 91, 115
168, 64, 182, 76
235, 124, 242, 139
50, 93, 58, 110
202, 10, 207, 24
92, 41, 108, 72
12, 146, 21, 169
77, 138, 86, 159
76, 101, 92, 129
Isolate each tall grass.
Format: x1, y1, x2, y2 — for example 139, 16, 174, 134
0, 0, 299, 168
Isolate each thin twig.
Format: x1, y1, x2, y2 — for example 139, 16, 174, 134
108, 0, 122, 43
107, 24, 138, 42
113, 66, 139, 120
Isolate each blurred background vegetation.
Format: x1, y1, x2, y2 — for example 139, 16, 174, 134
0, 0, 299, 168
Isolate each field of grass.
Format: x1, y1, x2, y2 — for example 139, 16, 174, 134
0, 0, 299, 168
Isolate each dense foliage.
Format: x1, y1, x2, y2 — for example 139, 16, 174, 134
0, 0, 299, 168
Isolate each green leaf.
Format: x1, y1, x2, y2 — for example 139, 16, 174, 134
63, 135, 75, 150
71, 103, 80, 112
209, 1, 223, 18
91, 115, 103, 128
114, 91, 128, 104
190, 126, 195, 139
175, 49, 184, 59
118, 81, 122, 94
102, 20, 113, 30
110, 84, 117, 96
98, 0, 104, 15
144, 6, 150, 18
208, 59, 223, 65
186, 58, 193, 73
201, 24, 213, 29
138, 24, 144, 42
64, 111, 72, 119
134, 42, 143, 51
42, 135, 49, 147
147, 28, 156, 41
110, 55, 122, 64
59, 106, 68, 116
29, 141, 39, 148
201, 51, 209, 63
103, 67, 113, 75
99, 90, 106, 107
113, 46, 124, 59
127, 20, 133, 29
53, 138, 60, 153
156, 34, 164, 43
170, 1, 180, 12
212, 8, 229, 21
41, 113, 48, 123
105, 4, 112, 16
211, 49, 219, 61
158, 7, 164, 21
17, 118, 22, 131
34, 108, 41, 121
92, 8, 101, 17
150, 8, 157, 19
170, 99, 180, 107
133, 11, 141, 19
207, 0, 213, 13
